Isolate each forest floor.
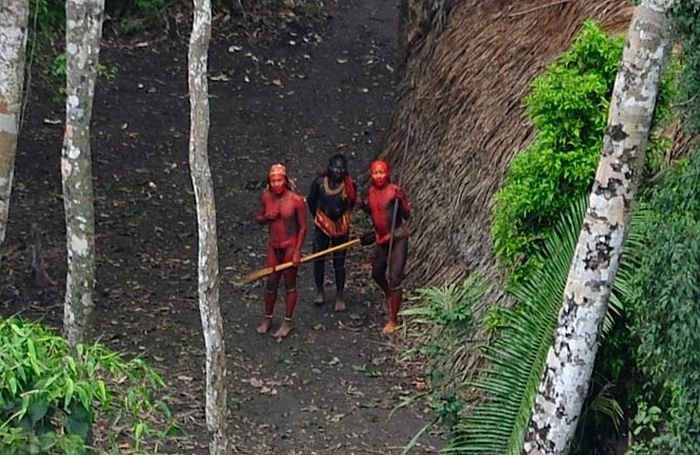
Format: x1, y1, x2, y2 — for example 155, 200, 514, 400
0, 0, 444, 453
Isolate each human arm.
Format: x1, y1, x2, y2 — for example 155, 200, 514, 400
293, 197, 308, 266
307, 177, 320, 216
356, 193, 370, 213
360, 230, 375, 246
255, 192, 279, 224
395, 186, 411, 219
344, 177, 358, 212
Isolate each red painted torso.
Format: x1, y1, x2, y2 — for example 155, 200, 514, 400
258, 189, 307, 249
367, 183, 410, 245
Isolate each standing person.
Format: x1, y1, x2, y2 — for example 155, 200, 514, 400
361, 159, 411, 335
254, 163, 307, 338
307, 154, 358, 311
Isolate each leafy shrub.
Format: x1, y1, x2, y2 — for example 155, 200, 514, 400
47, 53, 118, 101
397, 277, 491, 451
447, 197, 587, 455
30, 0, 65, 35
491, 21, 621, 276
0, 317, 173, 454
670, 0, 700, 135
401, 197, 629, 454
620, 152, 700, 454
491, 21, 675, 282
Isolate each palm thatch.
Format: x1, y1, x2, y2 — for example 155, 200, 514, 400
384, 0, 635, 296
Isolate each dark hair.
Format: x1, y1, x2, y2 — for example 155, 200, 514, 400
328, 153, 348, 167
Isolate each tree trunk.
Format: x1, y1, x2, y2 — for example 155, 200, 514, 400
62, 0, 104, 347
188, 0, 229, 453
0, 0, 29, 246
523, 1, 673, 453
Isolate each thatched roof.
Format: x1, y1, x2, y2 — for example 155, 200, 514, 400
384, 0, 634, 299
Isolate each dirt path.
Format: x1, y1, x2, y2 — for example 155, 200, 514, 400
1, 0, 442, 453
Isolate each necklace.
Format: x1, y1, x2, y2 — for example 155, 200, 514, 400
322, 177, 345, 196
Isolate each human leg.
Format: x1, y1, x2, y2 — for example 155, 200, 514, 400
371, 244, 390, 315
331, 233, 349, 311
371, 244, 389, 295
382, 237, 408, 336
312, 227, 330, 305
273, 248, 298, 338
257, 247, 283, 334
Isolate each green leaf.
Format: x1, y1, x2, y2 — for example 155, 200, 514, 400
448, 196, 591, 454
63, 377, 74, 410
65, 403, 91, 439
28, 399, 49, 424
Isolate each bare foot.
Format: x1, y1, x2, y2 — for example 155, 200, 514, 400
313, 291, 325, 306
381, 320, 399, 336
256, 317, 273, 334
334, 295, 346, 312
272, 319, 293, 338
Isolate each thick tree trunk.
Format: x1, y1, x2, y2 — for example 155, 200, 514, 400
188, 0, 229, 453
0, 0, 29, 246
523, 1, 673, 453
62, 0, 104, 347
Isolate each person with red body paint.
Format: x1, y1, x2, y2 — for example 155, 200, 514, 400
254, 163, 307, 338
360, 159, 411, 335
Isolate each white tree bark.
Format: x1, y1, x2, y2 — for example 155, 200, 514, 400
0, 0, 29, 246
62, 0, 104, 347
188, 0, 229, 452
523, 1, 673, 453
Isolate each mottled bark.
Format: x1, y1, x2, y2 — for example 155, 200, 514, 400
188, 0, 229, 453
62, 0, 104, 347
523, 1, 673, 454
0, 0, 29, 246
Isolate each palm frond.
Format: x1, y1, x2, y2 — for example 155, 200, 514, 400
445, 194, 648, 454
586, 383, 623, 433
445, 196, 589, 455
611, 204, 656, 308
398, 276, 493, 448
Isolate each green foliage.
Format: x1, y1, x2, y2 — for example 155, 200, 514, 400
618, 151, 700, 454
446, 197, 588, 455
105, 0, 167, 24
482, 304, 511, 334
47, 53, 118, 100
631, 401, 663, 439
0, 317, 173, 454
491, 21, 675, 282
30, 0, 65, 35
400, 277, 491, 432
29, 0, 166, 40
492, 21, 622, 277
670, 0, 700, 135
571, 378, 625, 455
126, 0, 166, 14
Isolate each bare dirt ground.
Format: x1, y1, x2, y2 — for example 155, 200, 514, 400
0, 0, 443, 453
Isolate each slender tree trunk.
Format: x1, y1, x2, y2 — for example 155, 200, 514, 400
523, 1, 673, 453
62, 0, 104, 347
188, 0, 229, 452
0, 0, 29, 246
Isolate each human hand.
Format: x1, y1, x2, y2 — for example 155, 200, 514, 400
360, 231, 375, 246
395, 187, 406, 201
292, 249, 302, 267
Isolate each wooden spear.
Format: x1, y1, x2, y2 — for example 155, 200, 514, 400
232, 237, 362, 286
